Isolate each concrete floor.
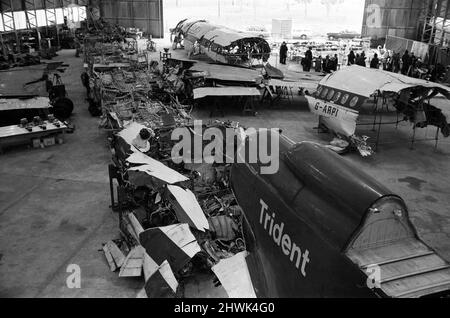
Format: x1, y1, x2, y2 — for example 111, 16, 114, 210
0, 50, 142, 297
0, 49, 449, 298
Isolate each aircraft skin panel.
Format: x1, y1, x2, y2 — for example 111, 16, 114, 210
284, 142, 391, 231
231, 135, 450, 297
319, 65, 450, 99
231, 161, 376, 298
311, 66, 450, 139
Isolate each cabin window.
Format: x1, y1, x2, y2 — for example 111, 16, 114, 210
327, 89, 335, 101
316, 86, 323, 96
332, 91, 341, 103
321, 88, 329, 99
349, 96, 359, 108
341, 94, 350, 105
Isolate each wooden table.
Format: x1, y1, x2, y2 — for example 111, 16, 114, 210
0, 121, 68, 154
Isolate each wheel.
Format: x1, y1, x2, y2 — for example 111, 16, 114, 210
52, 97, 74, 120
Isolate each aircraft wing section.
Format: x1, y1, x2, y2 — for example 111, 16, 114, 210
193, 87, 261, 99
189, 63, 263, 83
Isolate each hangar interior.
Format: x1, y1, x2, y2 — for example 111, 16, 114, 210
0, 0, 449, 298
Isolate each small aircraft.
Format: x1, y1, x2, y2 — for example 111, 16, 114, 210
305, 65, 450, 154
230, 131, 450, 298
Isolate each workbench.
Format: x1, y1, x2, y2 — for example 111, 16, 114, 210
0, 121, 67, 154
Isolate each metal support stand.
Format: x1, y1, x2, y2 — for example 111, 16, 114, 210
108, 164, 121, 211
242, 97, 257, 116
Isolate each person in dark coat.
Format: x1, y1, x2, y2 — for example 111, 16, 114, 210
303, 47, 313, 72
81, 71, 91, 98
392, 52, 401, 73
348, 50, 355, 65
279, 42, 288, 65
370, 53, 380, 69
410, 53, 417, 69
332, 54, 339, 71
315, 55, 322, 72
323, 55, 330, 73
401, 50, 411, 75
356, 51, 366, 67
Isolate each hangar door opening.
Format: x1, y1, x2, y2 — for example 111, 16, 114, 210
99, 0, 164, 38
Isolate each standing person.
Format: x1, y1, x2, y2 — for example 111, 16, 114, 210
370, 53, 380, 69
279, 42, 288, 65
74, 37, 81, 57
385, 51, 393, 71
323, 55, 330, 73
401, 50, 411, 75
333, 54, 339, 71
382, 51, 390, 70
392, 52, 400, 73
315, 55, 322, 72
348, 50, 355, 65
359, 52, 367, 67
410, 52, 417, 76
304, 46, 313, 72
81, 71, 90, 98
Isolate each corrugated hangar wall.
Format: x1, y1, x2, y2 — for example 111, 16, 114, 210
361, 0, 424, 40
0, 0, 87, 11
98, 0, 164, 38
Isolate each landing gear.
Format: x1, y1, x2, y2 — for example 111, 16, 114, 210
48, 74, 74, 121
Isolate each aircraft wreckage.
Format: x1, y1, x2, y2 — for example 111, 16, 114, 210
171, 19, 271, 66
306, 66, 450, 156
106, 121, 450, 298
87, 21, 450, 298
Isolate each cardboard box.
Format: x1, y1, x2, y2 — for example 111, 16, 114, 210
32, 138, 41, 148
43, 137, 55, 147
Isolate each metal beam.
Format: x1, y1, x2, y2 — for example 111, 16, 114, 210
438, 0, 449, 46
22, 0, 41, 50
43, 0, 60, 47
0, 0, 20, 54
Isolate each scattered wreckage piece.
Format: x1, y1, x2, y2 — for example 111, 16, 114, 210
128, 163, 189, 188
122, 212, 145, 244
211, 252, 256, 298
166, 185, 209, 232
103, 241, 126, 272
142, 245, 179, 298
103, 243, 118, 272
119, 245, 145, 278
144, 260, 179, 298
208, 215, 239, 242
139, 224, 202, 275
108, 116, 250, 296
